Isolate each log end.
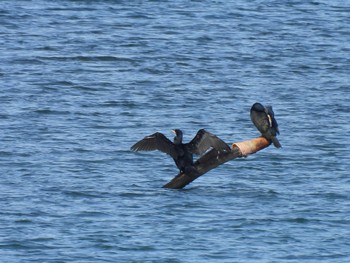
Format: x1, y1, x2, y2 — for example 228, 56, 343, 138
232, 136, 270, 156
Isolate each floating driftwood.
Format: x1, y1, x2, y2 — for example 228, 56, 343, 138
162, 137, 271, 189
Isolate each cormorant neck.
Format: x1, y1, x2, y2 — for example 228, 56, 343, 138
174, 136, 182, 145
174, 130, 183, 145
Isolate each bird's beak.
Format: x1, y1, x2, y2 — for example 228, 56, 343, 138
172, 129, 176, 134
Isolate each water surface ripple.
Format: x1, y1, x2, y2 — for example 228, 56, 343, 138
1, 1, 350, 262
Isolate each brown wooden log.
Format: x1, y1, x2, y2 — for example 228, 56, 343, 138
162, 136, 271, 189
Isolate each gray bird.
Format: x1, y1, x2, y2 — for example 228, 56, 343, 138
250, 102, 281, 148
130, 129, 230, 174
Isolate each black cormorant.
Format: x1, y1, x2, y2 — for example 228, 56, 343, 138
130, 129, 230, 174
250, 102, 281, 148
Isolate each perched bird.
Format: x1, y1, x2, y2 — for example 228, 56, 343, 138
130, 129, 230, 174
250, 102, 281, 148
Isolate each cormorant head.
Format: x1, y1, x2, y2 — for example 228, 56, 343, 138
172, 129, 183, 144
251, 102, 265, 113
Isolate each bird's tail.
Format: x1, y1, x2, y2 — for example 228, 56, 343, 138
272, 137, 282, 148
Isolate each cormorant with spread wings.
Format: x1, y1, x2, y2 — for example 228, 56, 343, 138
130, 129, 230, 174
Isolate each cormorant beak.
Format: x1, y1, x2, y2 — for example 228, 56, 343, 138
172, 129, 176, 134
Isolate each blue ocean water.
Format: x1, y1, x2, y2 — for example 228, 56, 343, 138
1, 0, 350, 262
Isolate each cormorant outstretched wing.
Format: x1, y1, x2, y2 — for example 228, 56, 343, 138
130, 132, 178, 158
186, 129, 230, 155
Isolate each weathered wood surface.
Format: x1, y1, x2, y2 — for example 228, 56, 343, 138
162, 136, 271, 189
